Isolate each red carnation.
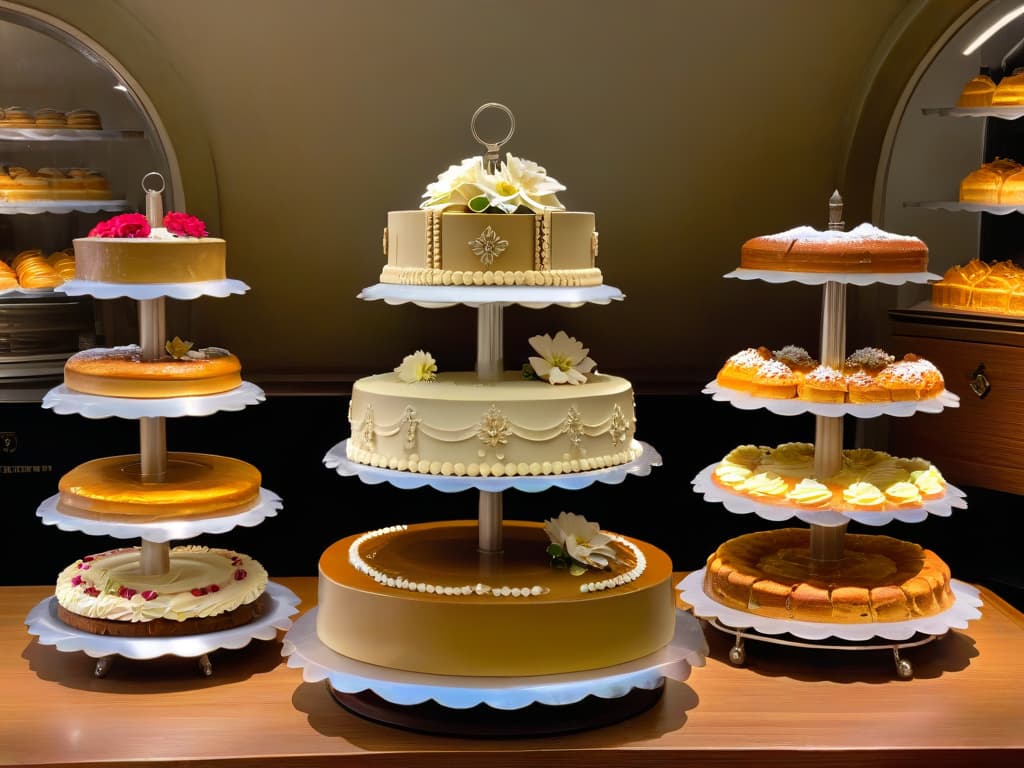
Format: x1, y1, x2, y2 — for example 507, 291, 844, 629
163, 211, 208, 238
88, 213, 151, 238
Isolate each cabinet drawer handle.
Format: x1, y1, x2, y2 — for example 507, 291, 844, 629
970, 364, 991, 399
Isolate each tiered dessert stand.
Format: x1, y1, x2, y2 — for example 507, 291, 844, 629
678, 192, 983, 679
24, 173, 299, 677
283, 104, 707, 735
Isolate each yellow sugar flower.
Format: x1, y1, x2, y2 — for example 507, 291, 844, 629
165, 336, 194, 360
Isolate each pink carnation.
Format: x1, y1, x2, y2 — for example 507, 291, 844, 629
88, 213, 151, 238
163, 211, 208, 238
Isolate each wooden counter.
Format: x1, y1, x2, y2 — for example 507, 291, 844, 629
2, 576, 1023, 767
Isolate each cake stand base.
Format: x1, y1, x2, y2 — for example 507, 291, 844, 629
328, 683, 665, 738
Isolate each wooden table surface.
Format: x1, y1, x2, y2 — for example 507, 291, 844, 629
2, 575, 1022, 767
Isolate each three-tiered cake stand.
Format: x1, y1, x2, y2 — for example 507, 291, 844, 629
677, 192, 983, 678
24, 173, 299, 677
282, 105, 707, 735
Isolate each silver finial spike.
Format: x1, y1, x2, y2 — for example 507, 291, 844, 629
828, 189, 845, 231
471, 103, 515, 174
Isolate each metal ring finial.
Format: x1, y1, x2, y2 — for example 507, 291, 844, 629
471, 103, 515, 173
141, 171, 166, 195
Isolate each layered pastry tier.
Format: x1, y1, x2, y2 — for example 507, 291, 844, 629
64, 344, 242, 398
57, 452, 262, 521
711, 442, 946, 512
73, 231, 226, 283
739, 223, 928, 273
55, 545, 269, 636
382, 210, 601, 286
0, 165, 112, 201
703, 528, 954, 623
346, 371, 639, 476
317, 520, 676, 676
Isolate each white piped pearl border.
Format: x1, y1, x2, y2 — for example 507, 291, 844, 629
579, 536, 646, 593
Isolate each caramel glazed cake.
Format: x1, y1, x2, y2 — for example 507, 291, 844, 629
381, 152, 601, 286
73, 227, 226, 284
55, 545, 270, 637
317, 520, 676, 676
703, 528, 954, 624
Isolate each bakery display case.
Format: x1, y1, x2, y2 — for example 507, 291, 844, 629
0, 7, 176, 399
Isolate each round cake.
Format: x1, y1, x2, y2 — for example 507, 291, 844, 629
55, 545, 270, 636
346, 370, 639, 477
317, 519, 676, 676
739, 223, 928, 273
64, 344, 242, 398
57, 452, 262, 521
703, 528, 954, 623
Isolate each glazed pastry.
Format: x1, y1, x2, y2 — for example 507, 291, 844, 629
65, 108, 102, 130
956, 73, 996, 107
749, 358, 800, 399
47, 250, 76, 280
992, 68, 1024, 106
959, 157, 1021, 203
716, 347, 772, 391
0, 260, 17, 291
0, 105, 34, 126
796, 364, 847, 403
13, 250, 62, 288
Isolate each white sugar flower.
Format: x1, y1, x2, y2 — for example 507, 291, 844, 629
420, 153, 566, 214
528, 331, 596, 385
421, 157, 489, 209
495, 153, 566, 212
395, 350, 437, 383
544, 511, 618, 569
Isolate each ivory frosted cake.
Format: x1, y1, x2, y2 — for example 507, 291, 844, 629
703, 528, 954, 623
73, 211, 225, 284
55, 545, 270, 636
316, 516, 675, 676
381, 152, 599, 286
346, 334, 641, 477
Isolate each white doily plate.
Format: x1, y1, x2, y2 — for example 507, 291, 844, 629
357, 282, 625, 309
58, 278, 250, 300
676, 569, 982, 642
723, 268, 940, 286
703, 380, 960, 417
42, 381, 266, 419
25, 581, 300, 660
691, 463, 967, 527
36, 488, 284, 541
323, 439, 660, 492
903, 200, 1024, 215
0, 200, 130, 215
282, 608, 706, 710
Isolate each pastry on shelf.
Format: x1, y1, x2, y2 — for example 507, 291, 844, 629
0, 105, 34, 127
739, 222, 928, 273
991, 67, 1024, 106
0, 165, 114, 202
710, 442, 947, 513
956, 72, 997, 106
63, 338, 242, 398
0, 260, 18, 291
11, 249, 63, 289
46, 249, 76, 280
702, 527, 954, 623
65, 108, 102, 130
958, 157, 1021, 203
73, 210, 226, 284
55, 545, 270, 637
931, 258, 1024, 315
33, 107, 67, 128
346, 336, 640, 478
381, 150, 599, 287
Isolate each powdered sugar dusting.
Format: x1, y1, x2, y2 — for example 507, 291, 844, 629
754, 359, 797, 381
806, 365, 845, 385
69, 345, 141, 361
756, 223, 922, 244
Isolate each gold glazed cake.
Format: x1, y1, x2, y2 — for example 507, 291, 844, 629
739, 223, 928, 274
702, 528, 954, 623
346, 336, 640, 477
316, 518, 676, 676
73, 211, 225, 284
55, 545, 269, 636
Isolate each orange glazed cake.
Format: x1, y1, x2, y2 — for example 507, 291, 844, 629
991, 67, 1024, 106
739, 222, 928, 273
55, 545, 270, 637
317, 516, 676, 676
703, 528, 954, 623
57, 452, 262, 522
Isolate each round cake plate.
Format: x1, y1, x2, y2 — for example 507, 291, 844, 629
58, 278, 250, 301
323, 439, 660, 492
702, 380, 961, 418
722, 268, 942, 286
691, 463, 967, 527
357, 282, 625, 309
282, 607, 706, 734
41, 381, 266, 419
35, 487, 284, 542
24, 581, 300, 676
676, 569, 983, 643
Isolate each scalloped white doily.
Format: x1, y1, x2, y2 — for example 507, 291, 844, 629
58, 278, 250, 300
0, 200, 130, 215
722, 268, 941, 286
323, 439, 660, 492
691, 463, 967, 527
35, 487, 284, 541
357, 282, 625, 309
42, 381, 266, 419
25, 581, 300, 660
903, 200, 1024, 216
282, 607, 706, 710
676, 569, 982, 642
703, 380, 960, 418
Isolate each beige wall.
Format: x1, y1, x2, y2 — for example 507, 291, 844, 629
5, 0, 974, 392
